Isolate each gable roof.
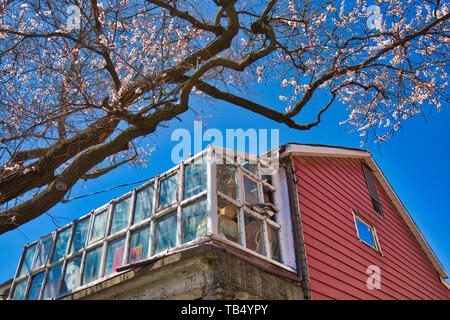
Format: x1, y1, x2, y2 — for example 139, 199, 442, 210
279, 143, 448, 279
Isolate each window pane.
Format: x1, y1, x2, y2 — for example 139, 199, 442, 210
83, 246, 103, 285
105, 237, 126, 276
12, 279, 28, 300
110, 197, 131, 234
61, 255, 82, 293
52, 227, 71, 262
268, 226, 282, 262
42, 263, 62, 300
28, 272, 45, 300
134, 185, 154, 224
217, 164, 237, 199
154, 212, 177, 254
159, 174, 177, 208
33, 236, 53, 270
18, 243, 37, 277
184, 158, 207, 199
90, 210, 107, 241
129, 225, 150, 264
244, 214, 265, 255
70, 218, 90, 254
183, 199, 207, 243
355, 218, 376, 248
243, 176, 259, 205
240, 160, 258, 175
217, 198, 240, 244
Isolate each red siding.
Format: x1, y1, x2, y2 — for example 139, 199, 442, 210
293, 155, 450, 300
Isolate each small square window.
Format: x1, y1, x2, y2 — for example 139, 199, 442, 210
105, 237, 126, 276
217, 163, 237, 200
83, 246, 103, 285
28, 272, 45, 300
69, 218, 90, 254
90, 210, 107, 242
353, 214, 380, 252
61, 255, 82, 293
12, 279, 28, 300
18, 243, 37, 277
243, 176, 259, 206
33, 236, 53, 270
134, 185, 154, 224
52, 227, 71, 263
129, 225, 151, 264
217, 198, 240, 244
42, 263, 63, 300
158, 174, 178, 208
182, 199, 208, 243
184, 157, 207, 199
110, 197, 131, 235
244, 213, 265, 256
154, 212, 177, 254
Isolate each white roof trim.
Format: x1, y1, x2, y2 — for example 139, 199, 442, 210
281, 143, 448, 279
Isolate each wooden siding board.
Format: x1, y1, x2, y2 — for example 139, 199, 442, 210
293, 155, 450, 300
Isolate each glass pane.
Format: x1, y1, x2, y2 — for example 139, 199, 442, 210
240, 159, 258, 175
12, 279, 28, 300
184, 157, 207, 199
263, 187, 274, 204
28, 272, 45, 300
154, 212, 177, 254
244, 214, 265, 255
268, 226, 282, 262
217, 163, 237, 199
70, 218, 90, 254
355, 218, 376, 248
217, 198, 240, 244
42, 263, 62, 300
110, 197, 131, 234
159, 174, 178, 208
52, 227, 71, 262
105, 237, 126, 276
134, 185, 154, 224
33, 236, 53, 270
129, 225, 150, 264
183, 199, 207, 243
90, 210, 107, 241
18, 243, 37, 277
61, 255, 82, 293
83, 246, 103, 285
243, 176, 259, 205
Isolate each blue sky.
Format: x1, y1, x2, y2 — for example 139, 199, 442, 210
0, 85, 449, 286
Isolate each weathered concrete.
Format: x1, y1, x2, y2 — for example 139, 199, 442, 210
61, 242, 303, 300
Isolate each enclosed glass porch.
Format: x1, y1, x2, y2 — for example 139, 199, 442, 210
9, 146, 296, 300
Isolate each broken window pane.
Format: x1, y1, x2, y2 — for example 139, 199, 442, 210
184, 157, 207, 199
18, 243, 37, 277
217, 163, 237, 199
134, 185, 154, 224
70, 218, 90, 254
33, 236, 53, 270
268, 226, 282, 262
42, 263, 62, 300
12, 279, 28, 300
159, 174, 178, 208
52, 227, 71, 262
182, 199, 207, 243
83, 246, 103, 285
240, 159, 258, 175
61, 255, 82, 293
105, 237, 126, 276
129, 225, 150, 264
90, 210, 107, 241
154, 212, 177, 254
217, 198, 240, 244
243, 176, 259, 205
110, 197, 131, 234
28, 271, 45, 300
244, 214, 265, 255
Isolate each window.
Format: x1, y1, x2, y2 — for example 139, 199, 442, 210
12, 279, 28, 300
159, 174, 178, 208
110, 197, 131, 234
129, 225, 151, 264
243, 176, 259, 206
42, 263, 62, 300
184, 157, 207, 199
353, 213, 381, 252
18, 243, 37, 277
105, 237, 126, 276
28, 272, 45, 300
154, 212, 177, 254
33, 236, 53, 270
244, 213, 265, 255
182, 199, 207, 243
217, 163, 237, 200
268, 225, 282, 262
134, 185, 154, 224
83, 246, 103, 285
217, 198, 240, 244
362, 164, 383, 217
52, 227, 71, 262
69, 218, 90, 254
61, 255, 82, 293
90, 210, 107, 242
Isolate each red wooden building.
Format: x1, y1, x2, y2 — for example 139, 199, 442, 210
282, 143, 450, 300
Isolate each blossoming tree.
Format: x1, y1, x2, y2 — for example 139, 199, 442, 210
0, 0, 448, 234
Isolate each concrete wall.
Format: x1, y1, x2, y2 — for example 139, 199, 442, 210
61, 242, 303, 300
